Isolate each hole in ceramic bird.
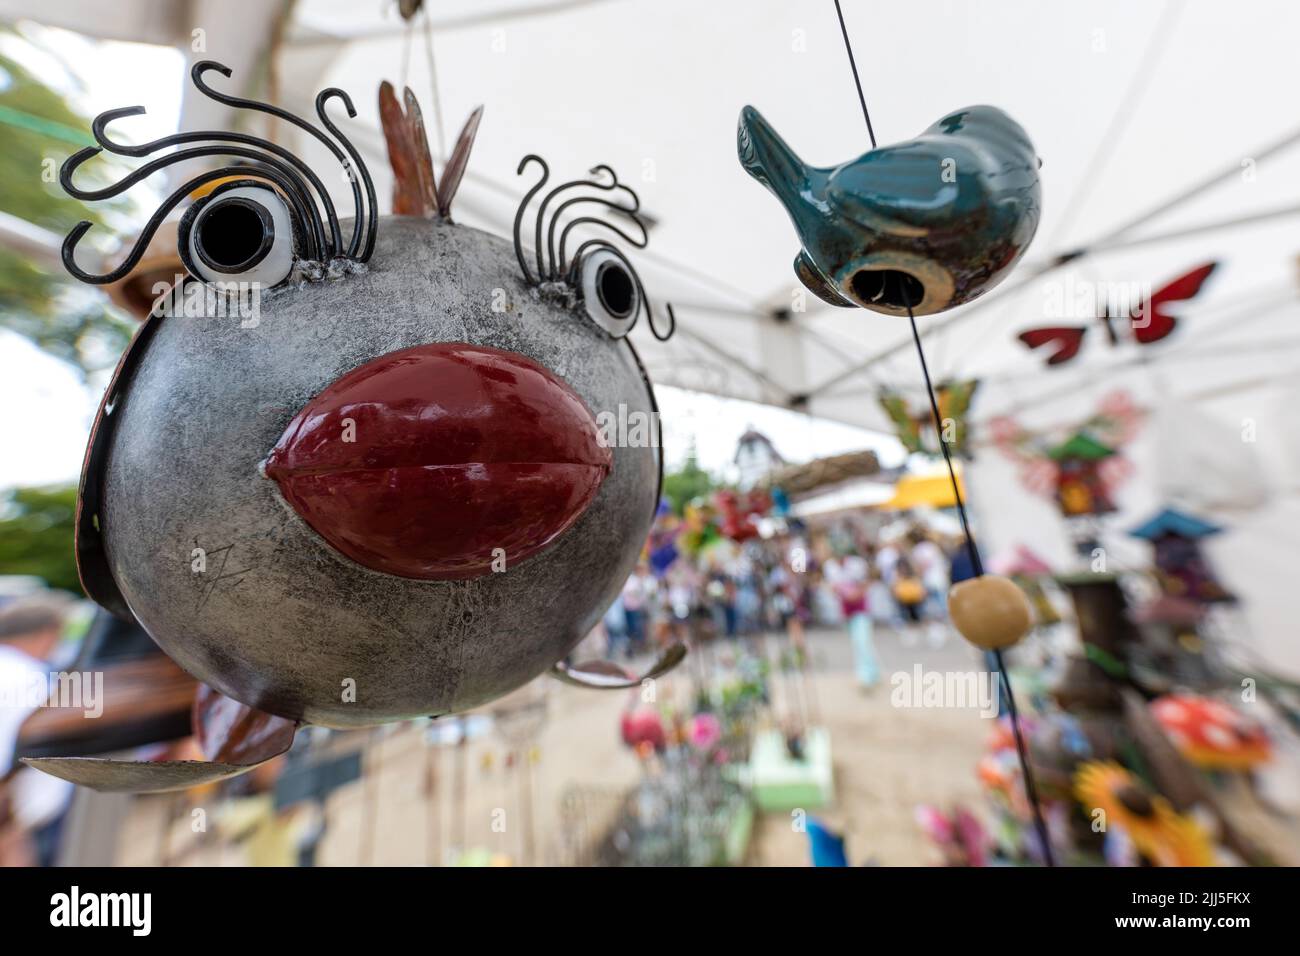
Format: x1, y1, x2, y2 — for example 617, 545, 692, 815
194, 199, 273, 272
849, 268, 925, 310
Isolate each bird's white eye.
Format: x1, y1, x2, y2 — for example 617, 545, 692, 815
179, 182, 295, 289
580, 249, 639, 338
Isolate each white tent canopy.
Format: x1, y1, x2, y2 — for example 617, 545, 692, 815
10, 0, 1296, 432
270, 0, 1300, 424
5, 0, 1299, 671
290, 0, 1300, 674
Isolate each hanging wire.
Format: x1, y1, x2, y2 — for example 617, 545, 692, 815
400, 17, 413, 89
421, 8, 448, 158
833, 0, 876, 149
905, 308, 983, 575
833, 0, 1056, 866
906, 300, 1056, 867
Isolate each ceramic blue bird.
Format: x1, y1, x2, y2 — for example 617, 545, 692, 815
738, 105, 1041, 316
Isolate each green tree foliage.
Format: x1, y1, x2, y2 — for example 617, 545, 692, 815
662, 441, 716, 515
0, 31, 134, 376
0, 484, 81, 594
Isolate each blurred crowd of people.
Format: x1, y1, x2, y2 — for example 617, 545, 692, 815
601, 519, 974, 688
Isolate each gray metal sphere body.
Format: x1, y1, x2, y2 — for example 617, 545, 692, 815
100, 217, 658, 727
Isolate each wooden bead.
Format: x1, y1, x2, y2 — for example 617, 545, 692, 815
947, 574, 1033, 650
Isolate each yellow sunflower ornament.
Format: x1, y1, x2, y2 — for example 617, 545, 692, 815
1073, 761, 1215, 867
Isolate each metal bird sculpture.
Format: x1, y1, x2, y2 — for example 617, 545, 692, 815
26, 63, 683, 793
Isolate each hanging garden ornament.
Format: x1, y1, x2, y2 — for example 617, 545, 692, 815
947, 574, 1034, 650
1017, 261, 1217, 367
1072, 760, 1215, 867
737, 105, 1040, 315
989, 390, 1144, 520
878, 380, 980, 458
28, 62, 685, 793
1150, 695, 1271, 771
775, 7, 1053, 865
1128, 507, 1235, 604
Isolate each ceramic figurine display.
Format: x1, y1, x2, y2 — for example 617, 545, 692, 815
28, 62, 685, 792
737, 105, 1040, 316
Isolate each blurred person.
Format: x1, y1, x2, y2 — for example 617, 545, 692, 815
910, 531, 948, 604
705, 571, 736, 638
621, 563, 651, 653
876, 537, 901, 584
948, 536, 979, 585
602, 594, 631, 660
910, 530, 951, 647
825, 552, 877, 689
734, 564, 762, 636
647, 571, 673, 649
891, 557, 928, 645
0, 593, 76, 867
665, 562, 699, 644
807, 535, 842, 625
867, 565, 901, 630
768, 551, 810, 653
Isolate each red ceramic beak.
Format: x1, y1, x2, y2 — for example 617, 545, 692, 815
264, 343, 611, 580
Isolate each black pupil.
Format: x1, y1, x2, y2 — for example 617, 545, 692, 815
597, 262, 635, 318
851, 269, 925, 309
198, 201, 266, 269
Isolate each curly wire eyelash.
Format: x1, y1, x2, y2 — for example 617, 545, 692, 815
61, 59, 377, 285
512, 154, 676, 342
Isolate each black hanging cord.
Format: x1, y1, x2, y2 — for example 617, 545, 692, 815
833, 0, 876, 150
834, 1, 1056, 867
993, 648, 1053, 863
906, 307, 982, 577
907, 302, 1054, 867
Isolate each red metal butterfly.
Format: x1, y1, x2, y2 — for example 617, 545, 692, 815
1017, 262, 1217, 366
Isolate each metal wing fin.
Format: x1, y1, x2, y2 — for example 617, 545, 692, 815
22, 685, 297, 793
436, 106, 483, 219
550, 642, 687, 690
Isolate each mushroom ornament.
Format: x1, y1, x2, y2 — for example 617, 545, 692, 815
1150, 695, 1271, 772
26, 62, 685, 792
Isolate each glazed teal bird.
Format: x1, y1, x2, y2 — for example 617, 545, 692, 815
738, 105, 1041, 317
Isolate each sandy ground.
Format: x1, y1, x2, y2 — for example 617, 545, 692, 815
112, 624, 995, 866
